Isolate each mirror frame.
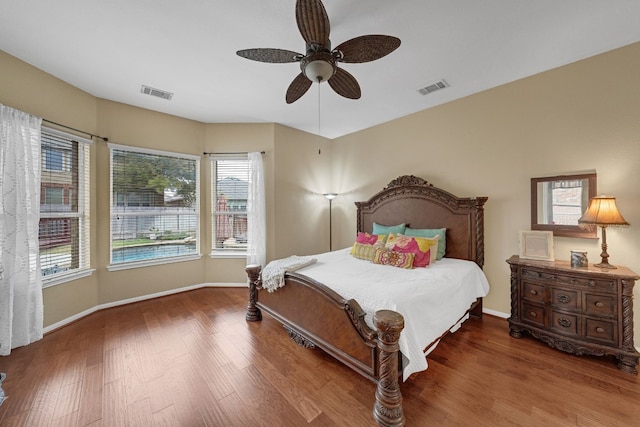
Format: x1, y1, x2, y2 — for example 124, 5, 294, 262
531, 173, 597, 238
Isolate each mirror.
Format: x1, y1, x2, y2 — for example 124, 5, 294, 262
531, 173, 597, 238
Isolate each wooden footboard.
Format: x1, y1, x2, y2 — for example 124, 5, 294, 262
246, 265, 406, 427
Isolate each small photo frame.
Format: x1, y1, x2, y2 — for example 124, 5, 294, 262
519, 230, 554, 261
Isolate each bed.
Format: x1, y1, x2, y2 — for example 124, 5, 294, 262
245, 175, 488, 426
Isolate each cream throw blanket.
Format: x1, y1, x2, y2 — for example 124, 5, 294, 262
261, 255, 317, 292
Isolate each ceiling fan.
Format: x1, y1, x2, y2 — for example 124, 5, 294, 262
236, 0, 401, 104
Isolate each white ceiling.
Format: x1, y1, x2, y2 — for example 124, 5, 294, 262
2, 1, 640, 139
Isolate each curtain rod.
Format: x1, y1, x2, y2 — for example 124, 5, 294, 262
43, 118, 109, 142
203, 151, 265, 155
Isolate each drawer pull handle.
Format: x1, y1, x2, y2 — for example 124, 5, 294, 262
557, 318, 572, 328
596, 327, 605, 333
557, 294, 571, 304
529, 312, 537, 318
529, 289, 538, 295
595, 301, 604, 308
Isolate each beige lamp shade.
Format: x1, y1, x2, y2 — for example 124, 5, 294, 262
578, 195, 629, 227
578, 195, 629, 269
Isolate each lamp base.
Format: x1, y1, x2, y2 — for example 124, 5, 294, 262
593, 261, 617, 269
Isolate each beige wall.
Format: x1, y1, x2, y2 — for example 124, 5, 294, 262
273, 125, 333, 258
0, 50, 101, 325
332, 42, 640, 343
0, 50, 331, 326
2, 41, 640, 347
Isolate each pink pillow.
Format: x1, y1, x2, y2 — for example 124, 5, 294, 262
393, 238, 431, 267
356, 232, 385, 246
386, 233, 439, 267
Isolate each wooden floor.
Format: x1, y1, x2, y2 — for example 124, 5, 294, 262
0, 288, 639, 426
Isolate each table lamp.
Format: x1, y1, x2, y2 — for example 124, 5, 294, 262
578, 195, 629, 269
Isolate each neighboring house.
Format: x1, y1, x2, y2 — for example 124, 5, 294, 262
216, 177, 248, 246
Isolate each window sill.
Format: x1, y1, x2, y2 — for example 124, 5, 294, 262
210, 251, 247, 259
42, 268, 95, 289
107, 254, 202, 272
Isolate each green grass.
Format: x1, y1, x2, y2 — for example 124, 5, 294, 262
112, 238, 155, 248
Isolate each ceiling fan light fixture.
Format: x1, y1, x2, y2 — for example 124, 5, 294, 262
236, 0, 400, 102
304, 59, 334, 82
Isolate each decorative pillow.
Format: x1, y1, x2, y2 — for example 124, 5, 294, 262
372, 222, 406, 236
372, 248, 415, 269
350, 242, 380, 261
405, 227, 446, 260
355, 232, 387, 246
386, 233, 439, 267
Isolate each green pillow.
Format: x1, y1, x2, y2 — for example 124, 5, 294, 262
372, 222, 406, 236
404, 227, 446, 260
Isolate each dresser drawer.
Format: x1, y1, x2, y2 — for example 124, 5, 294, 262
550, 288, 579, 312
521, 268, 616, 293
551, 311, 579, 336
522, 302, 545, 328
554, 274, 616, 292
585, 318, 616, 345
584, 293, 616, 318
522, 282, 545, 303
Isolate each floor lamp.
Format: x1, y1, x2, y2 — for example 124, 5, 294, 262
323, 193, 337, 251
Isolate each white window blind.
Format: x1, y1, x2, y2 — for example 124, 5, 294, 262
211, 155, 249, 254
39, 127, 91, 283
109, 144, 200, 267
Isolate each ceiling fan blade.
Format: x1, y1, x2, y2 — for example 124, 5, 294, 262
237, 48, 302, 63
286, 73, 313, 104
296, 0, 330, 47
328, 67, 361, 100
334, 35, 401, 63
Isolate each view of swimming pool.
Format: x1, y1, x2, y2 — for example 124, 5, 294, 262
111, 243, 197, 264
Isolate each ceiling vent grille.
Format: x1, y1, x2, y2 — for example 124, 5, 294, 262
417, 80, 449, 96
140, 85, 173, 100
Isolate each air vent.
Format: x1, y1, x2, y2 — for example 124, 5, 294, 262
417, 80, 449, 96
140, 85, 173, 100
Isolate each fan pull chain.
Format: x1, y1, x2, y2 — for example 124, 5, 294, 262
317, 83, 323, 155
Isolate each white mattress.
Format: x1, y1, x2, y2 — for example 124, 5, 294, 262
293, 247, 490, 380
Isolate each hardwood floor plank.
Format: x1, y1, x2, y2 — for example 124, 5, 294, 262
227, 363, 309, 427
0, 288, 638, 427
75, 363, 104, 426
218, 391, 262, 426
102, 379, 128, 426
251, 353, 324, 423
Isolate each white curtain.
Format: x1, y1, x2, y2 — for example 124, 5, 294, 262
246, 152, 266, 267
0, 104, 44, 356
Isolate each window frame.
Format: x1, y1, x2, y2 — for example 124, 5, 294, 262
210, 154, 250, 258
40, 127, 94, 287
107, 143, 201, 271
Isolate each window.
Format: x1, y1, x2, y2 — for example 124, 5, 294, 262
546, 179, 585, 225
211, 155, 249, 255
39, 128, 92, 284
109, 144, 200, 268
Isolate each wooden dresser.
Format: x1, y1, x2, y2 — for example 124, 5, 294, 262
507, 255, 640, 374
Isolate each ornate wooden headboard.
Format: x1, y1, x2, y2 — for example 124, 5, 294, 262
355, 175, 488, 267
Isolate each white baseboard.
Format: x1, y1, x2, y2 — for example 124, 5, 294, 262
43, 282, 247, 334
482, 308, 509, 319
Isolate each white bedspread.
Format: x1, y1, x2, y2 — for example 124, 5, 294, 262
290, 248, 490, 381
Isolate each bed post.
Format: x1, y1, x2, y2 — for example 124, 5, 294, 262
245, 265, 262, 322
373, 310, 405, 427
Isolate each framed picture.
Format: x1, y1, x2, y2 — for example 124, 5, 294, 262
519, 230, 554, 261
